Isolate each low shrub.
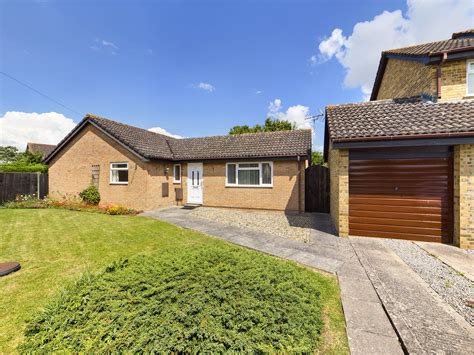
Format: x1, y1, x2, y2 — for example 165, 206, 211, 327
105, 205, 137, 215
79, 185, 100, 205
20, 248, 325, 352
3, 194, 46, 209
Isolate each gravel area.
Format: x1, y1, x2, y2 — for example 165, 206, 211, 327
384, 239, 474, 325
191, 207, 313, 242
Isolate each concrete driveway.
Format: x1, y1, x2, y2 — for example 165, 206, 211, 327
142, 207, 474, 354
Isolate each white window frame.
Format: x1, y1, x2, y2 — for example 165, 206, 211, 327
109, 162, 129, 185
173, 164, 181, 183
225, 162, 273, 188
467, 59, 474, 96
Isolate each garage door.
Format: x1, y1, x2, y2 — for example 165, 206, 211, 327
349, 147, 453, 243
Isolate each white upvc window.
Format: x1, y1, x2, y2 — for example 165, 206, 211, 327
467, 60, 474, 96
110, 162, 129, 184
173, 164, 181, 183
226, 162, 273, 187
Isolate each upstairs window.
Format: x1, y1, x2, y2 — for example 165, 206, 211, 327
110, 162, 128, 184
173, 164, 181, 183
226, 162, 273, 187
468, 60, 474, 96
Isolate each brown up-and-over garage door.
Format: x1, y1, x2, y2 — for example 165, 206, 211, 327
349, 147, 453, 243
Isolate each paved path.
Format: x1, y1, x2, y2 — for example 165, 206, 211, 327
142, 207, 474, 354
416, 242, 474, 282
351, 237, 474, 354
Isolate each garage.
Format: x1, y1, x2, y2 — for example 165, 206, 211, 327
348, 147, 453, 243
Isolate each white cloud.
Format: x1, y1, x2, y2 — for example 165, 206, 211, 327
191, 82, 215, 92
267, 99, 311, 130
255, 90, 263, 95
148, 126, 183, 139
316, 0, 474, 99
0, 112, 76, 150
91, 38, 119, 55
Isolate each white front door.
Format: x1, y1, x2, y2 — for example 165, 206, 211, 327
187, 163, 203, 204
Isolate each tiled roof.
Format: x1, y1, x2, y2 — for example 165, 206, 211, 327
169, 129, 312, 160
88, 115, 175, 160
44, 114, 311, 162
326, 97, 474, 143
26, 143, 56, 157
383, 37, 474, 57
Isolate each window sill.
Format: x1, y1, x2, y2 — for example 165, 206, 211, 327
109, 182, 129, 185
173, 180, 181, 184
225, 184, 273, 188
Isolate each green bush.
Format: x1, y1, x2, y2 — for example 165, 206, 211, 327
19, 248, 325, 352
0, 162, 48, 173
79, 185, 100, 205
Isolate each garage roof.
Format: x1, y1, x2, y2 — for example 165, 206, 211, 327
326, 96, 474, 143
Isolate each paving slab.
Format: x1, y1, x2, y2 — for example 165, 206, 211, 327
351, 237, 474, 354
416, 242, 474, 282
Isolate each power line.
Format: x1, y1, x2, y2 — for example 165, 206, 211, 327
0, 71, 83, 116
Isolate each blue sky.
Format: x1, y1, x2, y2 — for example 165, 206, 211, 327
1, 0, 472, 151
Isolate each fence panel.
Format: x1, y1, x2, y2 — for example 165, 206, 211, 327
0, 173, 49, 204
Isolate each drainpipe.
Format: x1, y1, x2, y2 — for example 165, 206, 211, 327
437, 52, 448, 99
297, 156, 302, 213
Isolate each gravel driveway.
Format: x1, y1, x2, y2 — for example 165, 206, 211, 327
191, 207, 313, 242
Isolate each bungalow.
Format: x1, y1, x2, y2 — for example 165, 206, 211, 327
325, 29, 474, 249
44, 114, 311, 212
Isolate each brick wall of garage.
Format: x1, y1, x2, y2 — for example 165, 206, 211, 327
48, 125, 180, 211
454, 144, 474, 249
328, 147, 349, 236
200, 160, 305, 212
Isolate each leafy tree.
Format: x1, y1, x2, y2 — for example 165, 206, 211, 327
0, 146, 19, 163
229, 117, 294, 135
311, 151, 324, 166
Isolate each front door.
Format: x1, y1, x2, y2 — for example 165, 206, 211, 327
187, 163, 203, 204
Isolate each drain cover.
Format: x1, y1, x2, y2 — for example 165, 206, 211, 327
0, 262, 21, 277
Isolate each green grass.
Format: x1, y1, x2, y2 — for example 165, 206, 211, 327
0, 209, 348, 353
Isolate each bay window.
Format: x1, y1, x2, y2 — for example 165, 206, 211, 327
226, 162, 273, 187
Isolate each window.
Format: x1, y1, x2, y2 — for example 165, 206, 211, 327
173, 164, 181, 183
226, 162, 273, 187
467, 60, 474, 96
110, 162, 128, 184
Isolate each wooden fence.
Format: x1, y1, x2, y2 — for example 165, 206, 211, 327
0, 173, 48, 204
305, 165, 330, 213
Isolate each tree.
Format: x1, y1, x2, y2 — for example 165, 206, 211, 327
229, 117, 294, 135
311, 151, 324, 166
0, 146, 19, 163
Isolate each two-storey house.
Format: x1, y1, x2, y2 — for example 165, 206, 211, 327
324, 29, 474, 249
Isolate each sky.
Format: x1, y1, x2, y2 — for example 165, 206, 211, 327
1, 0, 473, 152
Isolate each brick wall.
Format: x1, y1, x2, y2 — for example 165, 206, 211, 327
454, 144, 474, 249
328, 147, 349, 236
49, 125, 180, 211
377, 58, 436, 100
439, 60, 468, 101
201, 160, 305, 211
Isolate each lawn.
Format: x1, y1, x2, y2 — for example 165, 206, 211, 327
0, 209, 348, 353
